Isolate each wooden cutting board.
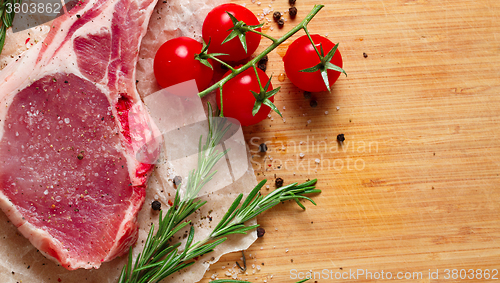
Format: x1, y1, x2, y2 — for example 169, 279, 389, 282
201, 0, 500, 282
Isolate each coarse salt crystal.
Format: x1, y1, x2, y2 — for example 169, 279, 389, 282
325, 111, 329, 115
315, 158, 320, 164
307, 120, 311, 124
299, 153, 305, 158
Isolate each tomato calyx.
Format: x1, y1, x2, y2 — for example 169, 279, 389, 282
299, 35, 347, 92
195, 39, 228, 70
249, 66, 282, 117
222, 12, 265, 55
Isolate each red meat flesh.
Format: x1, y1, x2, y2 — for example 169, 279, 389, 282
0, 0, 159, 270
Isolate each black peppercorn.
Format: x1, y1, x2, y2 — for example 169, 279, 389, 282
151, 200, 161, 211
259, 143, 268, 153
337, 134, 345, 143
304, 91, 312, 99
363, 52, 368, 58
277, 19, 285, 28
289, 7, 297, 18
258, 55, 268, 72
310, 100, 318, 108
289, 0, 296, 5
258, 62, 267, 72
273, 11, 281, 22
275, 177, 284, 188
257, 227, 266, 237
173, 176, 182, 188
260, 55, 269, 63
77, 153, 84, 160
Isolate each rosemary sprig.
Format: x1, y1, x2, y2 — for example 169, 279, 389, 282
118, 103, 232, 283
0, 0, 20, 55
206, 178, 319, 241
118, 104, 321, 282
119, 178, 320, 283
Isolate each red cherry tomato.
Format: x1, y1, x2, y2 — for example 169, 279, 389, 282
217, 68, 274, 126
283, 34, 343, 92
202, 3, 261, 62
154, 37, 213, 91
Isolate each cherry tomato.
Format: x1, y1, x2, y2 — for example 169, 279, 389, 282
283, 34, 343, 92
217, 68, 274, 126
202, 3, 261, 62
154, 37, 213, 91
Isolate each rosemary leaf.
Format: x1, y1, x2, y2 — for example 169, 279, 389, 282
0, 0, 20, 55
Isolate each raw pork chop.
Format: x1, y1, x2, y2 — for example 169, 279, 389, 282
0, 0, 160, 270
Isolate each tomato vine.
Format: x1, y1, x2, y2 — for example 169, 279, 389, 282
195, 4, 346, 122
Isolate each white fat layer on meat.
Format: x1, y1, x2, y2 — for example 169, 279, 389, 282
0, 0, 257, 282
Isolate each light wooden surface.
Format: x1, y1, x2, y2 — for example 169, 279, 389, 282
202, 0, 500, 282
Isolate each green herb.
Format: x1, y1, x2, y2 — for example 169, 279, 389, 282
118, 104, 321, 283
118, 103, 230, 283
119, 178, 319, 283
0, 0, 20, 55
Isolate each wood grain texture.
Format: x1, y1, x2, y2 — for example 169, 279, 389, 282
201, 0, 500, 282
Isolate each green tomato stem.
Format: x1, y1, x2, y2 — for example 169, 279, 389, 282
252, 65, 264, 94
219, 86, 224, 117
303, 26, 324, 60
247, 28, 278, 43
210, 55, 236, 72
198, 4, 325, 98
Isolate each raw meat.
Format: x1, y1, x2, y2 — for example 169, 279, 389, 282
0, 0, 160, 270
